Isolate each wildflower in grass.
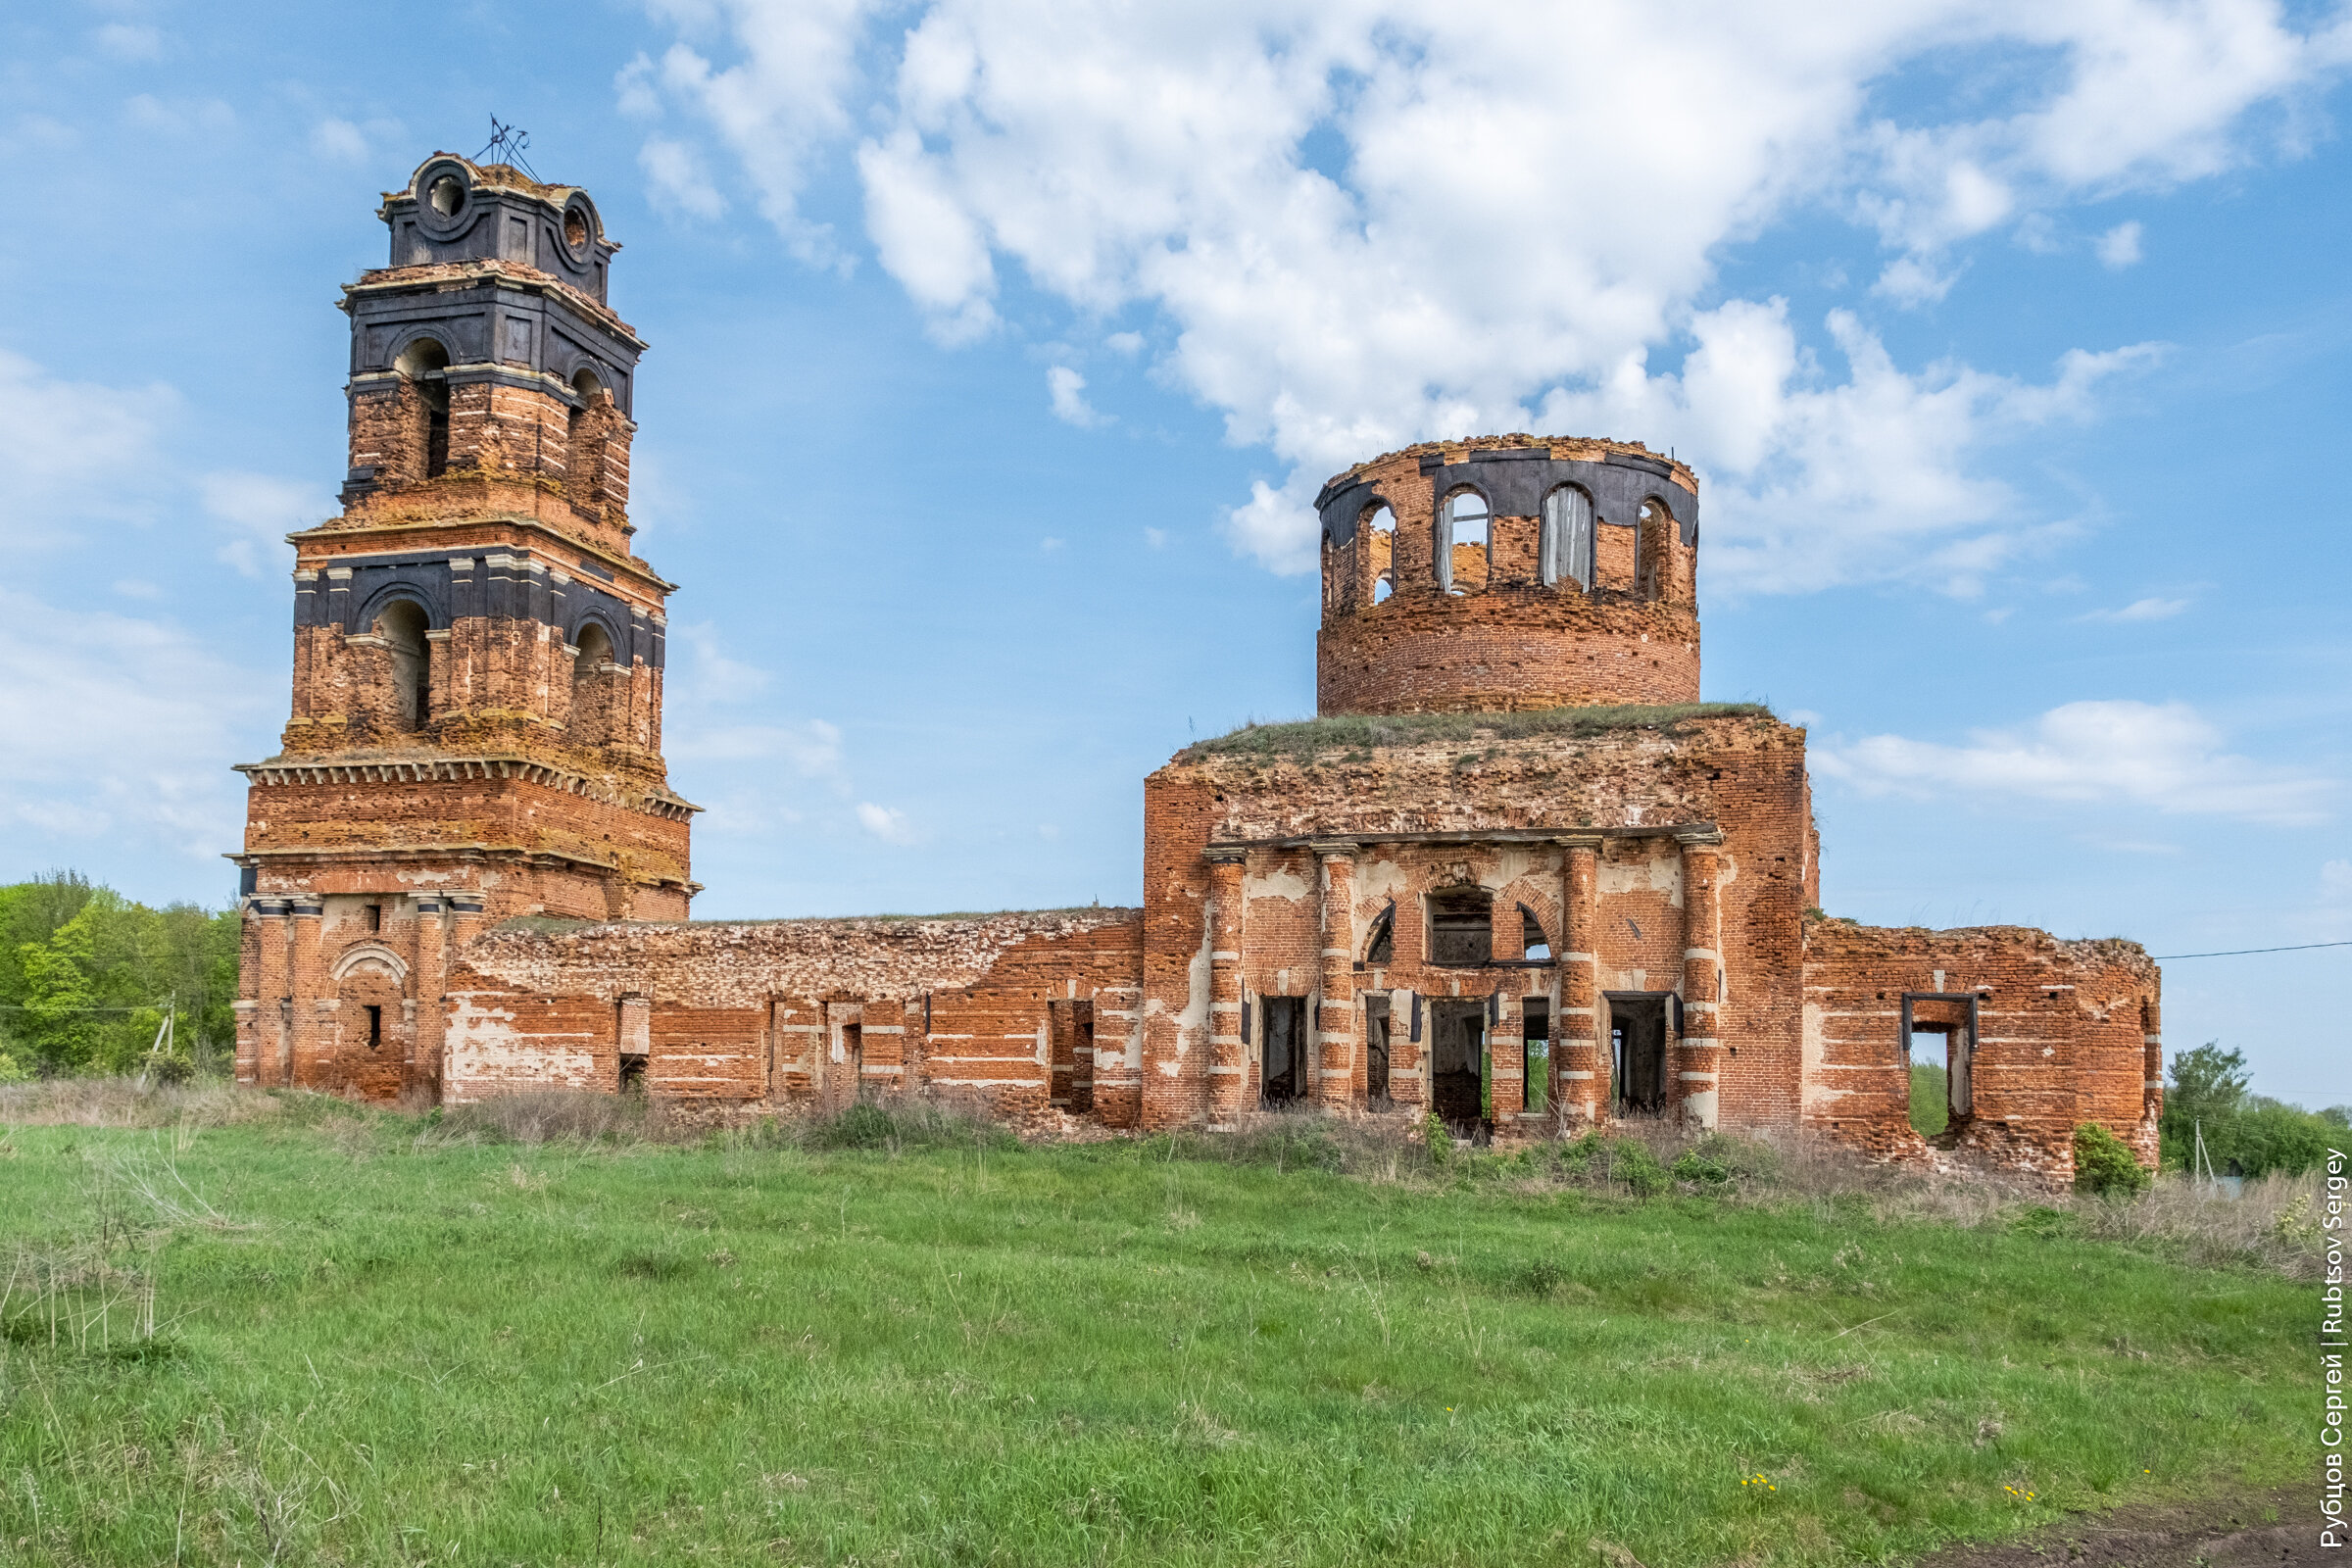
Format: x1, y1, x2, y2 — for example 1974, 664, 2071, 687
2002, 1483, 2038, 1501
1740, 1473, 1776, 1493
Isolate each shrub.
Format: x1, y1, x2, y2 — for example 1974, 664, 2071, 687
815, 1102, 898, 1150
2074, 1123, 2152, 1198
1609, 1139, 1672, 1197
1422, 1113, 1455, 1167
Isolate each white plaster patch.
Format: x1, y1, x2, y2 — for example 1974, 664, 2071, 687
1245, 864, 1312, 904
1597, 843, 1683, 906
1352, 856, 1414, 905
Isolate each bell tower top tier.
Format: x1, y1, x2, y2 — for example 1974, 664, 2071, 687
334, 153, 645, 554
1314, 434, 1702, 715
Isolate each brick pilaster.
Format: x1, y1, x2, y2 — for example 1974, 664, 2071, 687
413, 896, 447, 1102
287, 899, 324, 1089
1312, 843, 1358, 1109
1206, 850, 1247, 1123
1555, 837, 1602, 1124
1677, 831, 1725, 1130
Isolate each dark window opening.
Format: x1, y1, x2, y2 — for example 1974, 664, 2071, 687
1522, 998, 1551, 1115
376, 600, 432, 733
1050, 999, 1096, 1115
1610, 995, 1669, 1116
1427, 889, 1493, 967
364, 1004, 383, 1051
1364, 903, 1396, 966
364, 903, 382, 934
1363, 995, 1392, 1103
1430, 999, 1486, 1130
1518, 903, 1551, 962
1260, 997, 1306, 1104
619, 1053, 648, 1093
421, 381, 451, 477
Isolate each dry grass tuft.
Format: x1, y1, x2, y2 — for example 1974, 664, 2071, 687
424, 1090, 655, 1148
0, 1078, 283, 1130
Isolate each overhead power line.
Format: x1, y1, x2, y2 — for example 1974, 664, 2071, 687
2151, 940, 2352, 959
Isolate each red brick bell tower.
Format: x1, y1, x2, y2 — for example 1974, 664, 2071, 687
229, 152, 698, 1102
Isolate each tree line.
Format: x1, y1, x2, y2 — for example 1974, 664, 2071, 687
2161, 1043, 2344, 1178
0, 872, 239, 1081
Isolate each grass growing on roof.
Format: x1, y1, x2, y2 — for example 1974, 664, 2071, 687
1177, 702, 1774, 762
0, 1103, 2305, 1567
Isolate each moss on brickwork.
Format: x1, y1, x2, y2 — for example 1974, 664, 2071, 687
1177, 702, 1773, 763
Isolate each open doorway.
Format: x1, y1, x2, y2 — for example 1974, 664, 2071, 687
1430, 999, 1486, 1129
1260, 997, 1306, 1104
1901, 994, 1976, 1141
1609, 995, 1669, 1116
1522, 998, 1550, 1115
1049, 999, 1096, 1115
1363, 995, 1392, 1103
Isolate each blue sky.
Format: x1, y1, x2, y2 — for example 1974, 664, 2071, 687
0, 0, 2345, 1105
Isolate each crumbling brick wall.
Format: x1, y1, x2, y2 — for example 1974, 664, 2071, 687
1800, 919, 2161, 1179
436, 909, 1146, 1115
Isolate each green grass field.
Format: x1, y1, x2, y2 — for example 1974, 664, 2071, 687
0, 1097, 2309, 1566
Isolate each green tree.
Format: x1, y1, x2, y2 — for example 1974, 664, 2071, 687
0, 873, 241, 1078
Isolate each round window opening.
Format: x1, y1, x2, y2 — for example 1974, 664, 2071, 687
564, 208, 589, 252
427, 175, 465, 218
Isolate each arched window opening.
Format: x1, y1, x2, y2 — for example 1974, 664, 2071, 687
1428, 887, 1493, 967
1365, 505, 1396, 604
1435, 491, 1489, 595
1637, 500, 1670, 601
396, 337, 452, 479
1518, 903, 1552, 962
376, 600, 430, 733
572, 621, 613, 744
1363, 902, 1396, 966
1541, 486, 1594, 590
426, 174, 465, 218
567, 369, 604, 501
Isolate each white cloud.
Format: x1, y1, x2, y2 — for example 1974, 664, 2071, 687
1046, 365, 1107, 427
0, 350, 175, 549
2081, 595, 2189, 623
2096, 220, 2145, 269
0, 588, 271, 861
313, 117, 368, 163
2323, 859, 2352, 903
634, 0, 2349, 583
668, 720, 845, 774
1814, 700, 2332, 825
1105, 331, 1145, 356
640, 136, 727, 220
199, 470, 333, 576
1143, 526, 1168, 549
93, 24, 162, 62
857, 802, 916, 844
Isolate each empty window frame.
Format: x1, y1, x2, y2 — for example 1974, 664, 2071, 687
364, 1004, 383, 1051
1517, 903, 1551, 962
375, 600, 432, 732
1368, 506, 1396, 604
1363, 995, 1393, 1102
572, 621, 614, 743
1434, 490, 1490, 595
395, 337, 453, 479
1362, 901, 1396, 967
1899, 993, 1979, 1139
1260, 996, 1307, 1104
1522, 997, 1551, 1114
1427, 889, 1493, 967
1541, 486, 1595, 589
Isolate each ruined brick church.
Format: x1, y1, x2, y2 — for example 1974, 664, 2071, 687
232, 154, 2164, 1178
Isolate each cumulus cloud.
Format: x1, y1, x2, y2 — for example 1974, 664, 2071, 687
199, 470, 333, 576
0, 588, 271, 861
0, 350, 175, 549
2096, 220, 2145, 269
93, 24, 162, 62
630, 0, 2351, 582
639, 136, 727, 220
857, 802, 916, 844
2081, 594, 2190, 622
1046, 366, 1108, 427
1814, 700, 2333, 825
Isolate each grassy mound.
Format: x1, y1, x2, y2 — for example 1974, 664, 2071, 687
1175, 702, 1775, 763
0, 1092, 2313, 1566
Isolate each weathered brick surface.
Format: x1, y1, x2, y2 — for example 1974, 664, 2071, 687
1317, 439, 1699, 714
234, 188, 2159, 1186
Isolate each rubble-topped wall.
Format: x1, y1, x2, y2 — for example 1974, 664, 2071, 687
1165, 706, 1785, 841
1801, 918, 2161, 1180
441, 907, 1146, 1116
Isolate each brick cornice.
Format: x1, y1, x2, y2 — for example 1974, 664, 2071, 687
233, 754, 699, 820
